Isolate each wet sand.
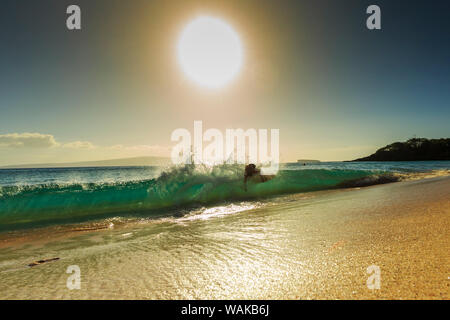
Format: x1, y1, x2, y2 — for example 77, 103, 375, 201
0, 176, 448, 299
285, 176, 450, 299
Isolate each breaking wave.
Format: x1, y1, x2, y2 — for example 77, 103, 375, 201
0, 164, 447, 231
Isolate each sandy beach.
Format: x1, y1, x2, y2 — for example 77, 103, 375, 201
0, 176, 448, 299
283, 176, 450, 299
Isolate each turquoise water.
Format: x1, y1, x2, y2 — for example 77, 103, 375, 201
0, 161, 449, 232
0, 162, 449, 299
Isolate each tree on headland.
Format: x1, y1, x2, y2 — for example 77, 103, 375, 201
352, 138, 450, 161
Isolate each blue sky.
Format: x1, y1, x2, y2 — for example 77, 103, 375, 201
0, 0, 449, 165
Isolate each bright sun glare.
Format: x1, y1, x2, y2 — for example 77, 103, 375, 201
177, 16, 243, 89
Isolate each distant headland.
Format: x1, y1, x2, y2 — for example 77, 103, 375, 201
352, 138, 450, 161
0, 156, 171, 169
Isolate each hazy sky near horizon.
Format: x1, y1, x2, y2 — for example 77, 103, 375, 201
0, 0, 449, 165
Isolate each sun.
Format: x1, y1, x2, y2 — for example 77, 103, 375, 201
177, 16, 244, 89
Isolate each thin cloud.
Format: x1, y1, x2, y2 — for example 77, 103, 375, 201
0, 133, 59, 148
0, 133, 171, 166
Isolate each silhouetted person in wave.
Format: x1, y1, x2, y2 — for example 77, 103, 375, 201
244, 164, 274, 191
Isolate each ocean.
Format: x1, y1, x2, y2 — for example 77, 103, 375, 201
0, 161, 449, 299
0, 161, 449, 232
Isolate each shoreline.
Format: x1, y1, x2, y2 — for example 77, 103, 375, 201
0, 176, 449, 299
0, 169, 448, 245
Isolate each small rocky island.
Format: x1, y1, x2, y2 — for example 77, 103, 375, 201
352, 138, 450, 161
297, 159, 321, 164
